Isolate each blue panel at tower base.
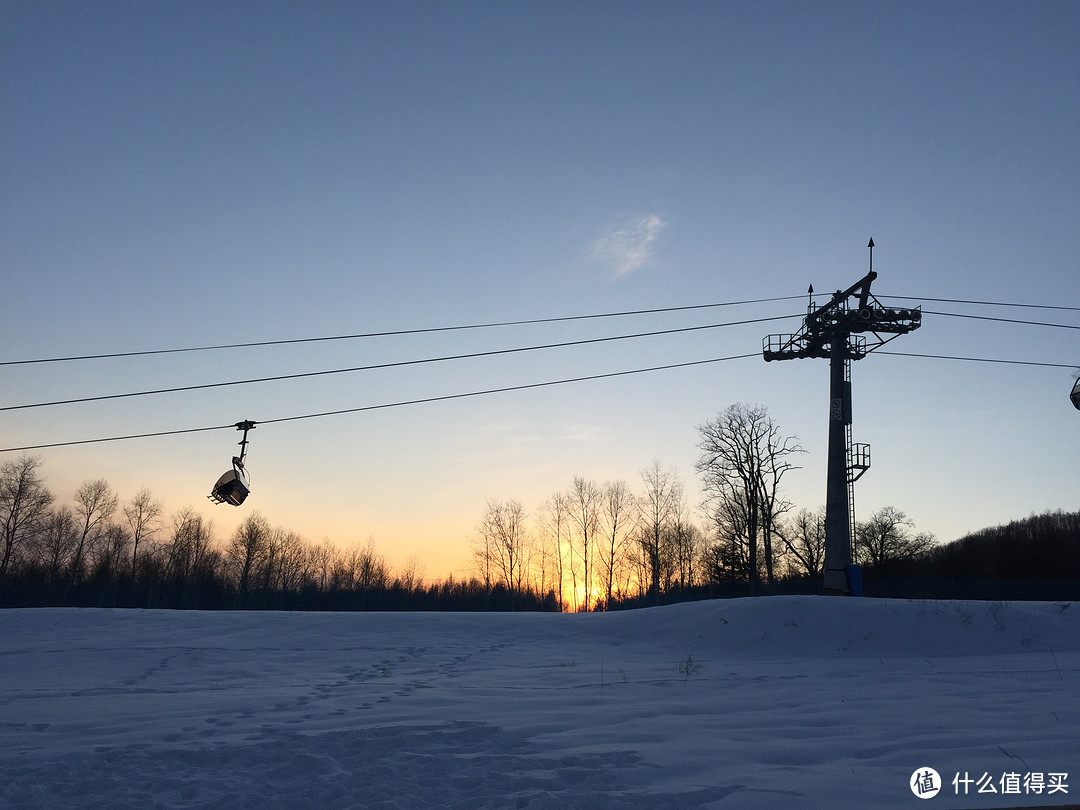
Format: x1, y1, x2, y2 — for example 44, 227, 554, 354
847, 564, 863, 597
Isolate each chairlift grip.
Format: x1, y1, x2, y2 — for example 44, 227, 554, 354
234, 420, 256, 465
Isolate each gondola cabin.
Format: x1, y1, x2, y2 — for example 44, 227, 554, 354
209, 420, 256, 506
1072, 377, 1080, 411
209, 458, 250, 506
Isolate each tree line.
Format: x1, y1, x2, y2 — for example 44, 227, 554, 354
887, 508, 1080, 581
471, 402, 950, 610
0, 455, 556, 611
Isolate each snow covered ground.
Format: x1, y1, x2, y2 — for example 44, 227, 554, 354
1, 597, 1077, 809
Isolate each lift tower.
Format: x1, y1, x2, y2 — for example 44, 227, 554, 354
762, 241, 922, 594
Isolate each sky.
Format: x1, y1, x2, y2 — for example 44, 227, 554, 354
2, 1, 1078, 579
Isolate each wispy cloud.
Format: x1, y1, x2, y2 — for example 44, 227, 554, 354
560, 421, 606, 442
590, 213, 668, 277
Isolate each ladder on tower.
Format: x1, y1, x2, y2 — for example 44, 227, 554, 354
843, 358, 871, 553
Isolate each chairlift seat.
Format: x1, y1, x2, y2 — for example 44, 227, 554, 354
208, 458, 250, 506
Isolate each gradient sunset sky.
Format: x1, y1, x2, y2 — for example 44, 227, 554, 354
3, 1, 1077, 578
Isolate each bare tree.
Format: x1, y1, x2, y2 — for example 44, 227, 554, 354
227, 512, 271, 603
566, 477, 601, 611
164, 508, 215, 585
705, 488, 750, 581
308, 539, 336, 593
856, 506, 936, 575
638, 461, 682, 600
596, 480, 634, 610
91, 523, 131, 581
396, 555, 425, 593
274, 530, 309, 597
70, 479, 119, 582
477, 499, 529, 597
529, 522, 553, 600
259, 526, 286, 594
332, 537, 388, 595
0, 456, 53, 581
472, 516, 495, 592
758, 417, 802, 582
346, 538, 389, 609
123, 488, 162, 580
332, 545, 359, 592
537, 492, 570, 610
669, 512, 704, 590
36, 506, 79, 583
779, 507, 826, 578
696, 404, 801, 592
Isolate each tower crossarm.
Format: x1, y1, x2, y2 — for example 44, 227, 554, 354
763, 270, 920, 362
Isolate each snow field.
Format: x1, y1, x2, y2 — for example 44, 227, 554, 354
1, 597, 1077, 808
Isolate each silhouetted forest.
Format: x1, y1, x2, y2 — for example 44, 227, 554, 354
4, 508, 1077, 610
0, 457, 560, 611
3, 450, 1077, 611
913, 509, 1080, 580
0, 571, 559, 612
845, 509, 1080, 600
